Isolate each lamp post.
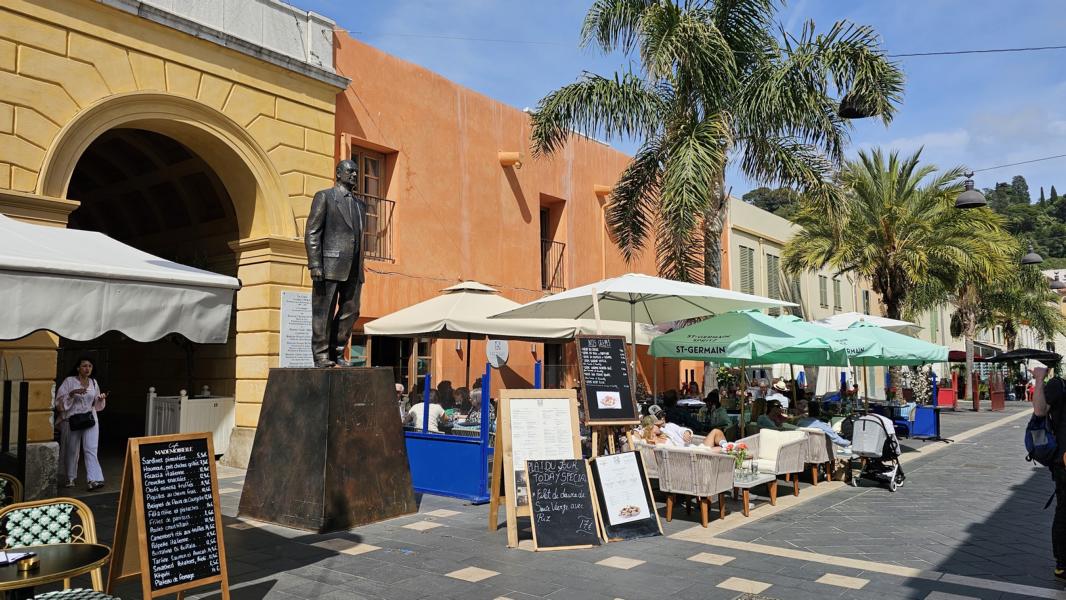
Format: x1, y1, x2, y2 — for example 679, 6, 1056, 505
955, 172, 987, 209
1021, 244, 1044, 266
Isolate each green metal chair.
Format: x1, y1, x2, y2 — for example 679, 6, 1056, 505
0, 497, 103, 592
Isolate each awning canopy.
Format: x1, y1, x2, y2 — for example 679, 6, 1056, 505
0, 214, 240, 343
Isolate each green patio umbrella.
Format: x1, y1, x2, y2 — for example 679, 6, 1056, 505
842, 321, 948, 366
650, 310, 848, 366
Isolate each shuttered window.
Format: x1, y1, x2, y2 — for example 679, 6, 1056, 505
739, 245, 755, 295
862, 290, 871, 315
818, 276, 828, 308
766, 254, 781, 316
833, 277, 842, 310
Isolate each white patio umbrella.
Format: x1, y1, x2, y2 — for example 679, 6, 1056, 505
816, 312, 921, 334
490, 273, 793, 390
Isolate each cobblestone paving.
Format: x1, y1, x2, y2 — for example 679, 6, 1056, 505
51, 403, 1066, 600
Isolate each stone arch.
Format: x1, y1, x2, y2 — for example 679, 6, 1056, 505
38, 92, 296, 239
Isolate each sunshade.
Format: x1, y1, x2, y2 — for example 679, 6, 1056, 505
816, 311, 921, 334
650, 310, 848, 366
0, 214, 239, 343
364, 281, 660, 344
986, 348, 1061, 366
842, 322, 948, 366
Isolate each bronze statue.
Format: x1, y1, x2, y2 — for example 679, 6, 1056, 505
305, 160, 366, 368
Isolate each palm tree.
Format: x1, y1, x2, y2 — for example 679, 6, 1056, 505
529, 0, 904, 285
785, 148, 1017, 397
783, 148, 1013, 320
969, 267, 1066, 351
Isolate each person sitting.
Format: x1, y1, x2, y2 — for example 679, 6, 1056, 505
688, 380, 700, 397
639, 415, 669, 445
698, 390, 731, 430
405, 390, 449, 433
766, 380, 791, 409
650, 405, 726, 450
663, 389, 697, 429
757, 400, 791, 429
795, 414, 852, 448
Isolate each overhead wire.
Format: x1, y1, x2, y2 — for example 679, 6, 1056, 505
972, 153, 1066, 173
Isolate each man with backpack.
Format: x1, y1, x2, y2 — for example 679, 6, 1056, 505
1030, 365, 1066, 580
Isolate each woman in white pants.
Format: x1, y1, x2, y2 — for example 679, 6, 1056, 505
54, 357, 107, 490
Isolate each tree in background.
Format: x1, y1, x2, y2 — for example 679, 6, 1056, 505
741, 186, 801, 220
1011, 175, 1031, 205
783, 148, 1012, 322
529, 0, 903, 284
1040, 186, 1047, 206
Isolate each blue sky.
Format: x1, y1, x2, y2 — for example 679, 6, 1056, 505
293, 0, 1066, 199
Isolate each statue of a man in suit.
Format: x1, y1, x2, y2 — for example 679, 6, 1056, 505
305, 159, 366, 368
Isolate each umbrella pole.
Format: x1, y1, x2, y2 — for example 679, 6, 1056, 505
863, 359, 869, 413
630, 301, 637, 396
739, 361, 747, 438
789, 364, 797, 409
592, 287, 602, 335
465, 334, 471, 389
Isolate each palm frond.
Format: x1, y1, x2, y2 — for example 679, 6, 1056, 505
529, 71, 667, 156
606, 137, 665, 262
581, 0, 657, 55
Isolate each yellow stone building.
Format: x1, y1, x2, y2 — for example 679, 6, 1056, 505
0, 0, 347, 496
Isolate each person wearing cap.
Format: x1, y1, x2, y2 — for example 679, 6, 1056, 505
766, 380, 791, 409
758, 400, 791, 429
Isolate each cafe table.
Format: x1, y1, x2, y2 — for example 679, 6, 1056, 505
0, 543, 110, 600
732, 473, 778, 517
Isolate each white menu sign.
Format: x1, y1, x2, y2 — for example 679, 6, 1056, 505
509, 397, 576, 507
595, 451, 652, 526
279, 291, 313, 368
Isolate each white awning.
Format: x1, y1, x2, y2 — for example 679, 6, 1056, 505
0, 214, 240, 343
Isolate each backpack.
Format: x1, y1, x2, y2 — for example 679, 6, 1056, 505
1025, 412, 1059, 467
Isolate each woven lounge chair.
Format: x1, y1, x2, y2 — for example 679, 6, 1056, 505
736, 429, 807, 497
655, 445, 734, 527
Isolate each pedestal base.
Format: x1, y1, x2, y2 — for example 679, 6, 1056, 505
238, 367, 416, 532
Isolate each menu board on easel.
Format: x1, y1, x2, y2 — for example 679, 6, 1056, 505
590, 451, 662, 541
577, 335, 638, 425
526, 459, 602, 551
487, 389, 581, 548
107, 432, 230, 599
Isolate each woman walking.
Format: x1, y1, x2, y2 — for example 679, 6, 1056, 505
54, 357, 107, 490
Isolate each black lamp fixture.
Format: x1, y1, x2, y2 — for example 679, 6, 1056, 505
1052, 274, 1066, 290
1021, 244, 1044, 266
955, 172, 987, 209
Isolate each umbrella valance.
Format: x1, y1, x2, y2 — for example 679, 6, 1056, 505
0, 214, 239, 343
650, 310, 849, 366
841, 322, 948, 366
986, 348, 1061, 366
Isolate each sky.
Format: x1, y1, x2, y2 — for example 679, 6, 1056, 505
291, 0, 1066, 199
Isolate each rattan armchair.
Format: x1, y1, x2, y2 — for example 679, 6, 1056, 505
0, 473, 22, 506
631, 440, 660, 482
0, 497, 103, 592
736, 429, 807, 496
655, 446, 735, 527
800, 427, 832, 486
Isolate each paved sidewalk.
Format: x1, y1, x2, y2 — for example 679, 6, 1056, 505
59, 403, 1066, 600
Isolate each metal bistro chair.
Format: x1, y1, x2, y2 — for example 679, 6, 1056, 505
655, 445, 735, 527
0, 498, 104, 592
34, 590, 121, 600
0, 473, 23, 506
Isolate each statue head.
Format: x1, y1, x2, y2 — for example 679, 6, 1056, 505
335, 159, 358, 189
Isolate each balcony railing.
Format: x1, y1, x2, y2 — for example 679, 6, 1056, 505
541, 239, 566, 292
361, 193, 395, 262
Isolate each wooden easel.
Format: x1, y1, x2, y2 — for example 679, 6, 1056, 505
487, 389, 582, 548
589, 424, 634, 457
107, 433, 230, 600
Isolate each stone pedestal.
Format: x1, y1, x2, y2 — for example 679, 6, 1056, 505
238, 367, 416, 532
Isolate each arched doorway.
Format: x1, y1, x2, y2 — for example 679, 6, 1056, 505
58, 127, 240, 445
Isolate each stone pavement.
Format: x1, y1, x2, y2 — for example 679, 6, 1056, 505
55, 403, 1066, 600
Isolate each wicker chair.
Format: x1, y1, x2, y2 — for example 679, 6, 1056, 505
0, 497, 103, 592
655, 446, 735, 527
736, 429, 807, 497
631, 440, 660, 482
799, 428, 832, 486
0, 472, 22, 506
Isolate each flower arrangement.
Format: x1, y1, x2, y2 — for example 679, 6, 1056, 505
724, 442, 748, 469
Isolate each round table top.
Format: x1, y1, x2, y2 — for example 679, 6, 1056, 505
0, 543, 110, 591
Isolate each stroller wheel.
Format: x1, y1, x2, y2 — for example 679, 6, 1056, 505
889, 479, 897, 492
894, 471, 905, 488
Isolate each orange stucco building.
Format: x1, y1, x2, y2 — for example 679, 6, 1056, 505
333, 33, 682, 396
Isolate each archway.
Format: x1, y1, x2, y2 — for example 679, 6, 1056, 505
37, 93, 296, 480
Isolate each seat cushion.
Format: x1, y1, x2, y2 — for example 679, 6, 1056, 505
754, 458, 778, 474
756, 429, 805, 461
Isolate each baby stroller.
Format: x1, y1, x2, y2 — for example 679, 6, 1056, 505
848, 413, 905, 492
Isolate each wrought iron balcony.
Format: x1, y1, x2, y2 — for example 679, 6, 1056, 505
361, 193, 395, 262
541, 239, 565, 292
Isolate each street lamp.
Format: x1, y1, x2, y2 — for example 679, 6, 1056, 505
1021, 244, 1044, 266
1051, 275, 1065, 290
955, 173, 987, 209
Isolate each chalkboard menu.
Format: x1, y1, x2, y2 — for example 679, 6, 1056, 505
590, 451, 661, 541
139, 437, 221, 589
526, 459, 601, 550
577, 335, 638, 425
107, 433, 230, 600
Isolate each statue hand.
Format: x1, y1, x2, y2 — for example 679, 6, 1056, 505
310, 268, 324, 282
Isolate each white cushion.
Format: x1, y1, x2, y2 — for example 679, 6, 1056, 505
757, 429, 804, 461
754, 458, 778, 474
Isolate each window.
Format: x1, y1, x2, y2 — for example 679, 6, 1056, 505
349, 144, 394, 262
739, 245, 755, 295
539, 207, 566, 291
862, 290, 870, 315
818, 275, 828, 308
832, 277, 842, 311
766, 254, 781, 316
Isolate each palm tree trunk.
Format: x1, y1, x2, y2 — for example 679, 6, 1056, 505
702, 182, 729, 393
964, 334, 974, 413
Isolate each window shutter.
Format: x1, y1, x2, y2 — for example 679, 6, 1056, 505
819, 276, 828, 308
739, 246, 755, 295
766, 254, 781, 316
833, 278, 842, 310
